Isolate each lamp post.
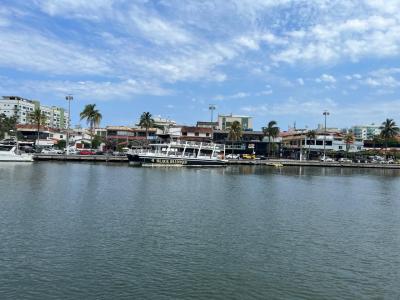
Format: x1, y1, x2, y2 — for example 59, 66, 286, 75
323, 110, 330, 160
65, 95, 73, 155
209, 104, 216, 123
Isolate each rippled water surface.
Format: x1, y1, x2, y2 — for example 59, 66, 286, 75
1, 163, 400, 299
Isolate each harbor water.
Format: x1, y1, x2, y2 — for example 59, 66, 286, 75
1, 163, 400, 299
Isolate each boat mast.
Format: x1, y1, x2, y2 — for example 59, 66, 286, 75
197, 142, 202, 158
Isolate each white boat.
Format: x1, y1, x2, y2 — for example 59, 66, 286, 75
0, 145, 34, 162
127, 141, 227, 167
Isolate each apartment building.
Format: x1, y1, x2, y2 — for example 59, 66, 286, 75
0, 96, 36, 124
0, 96, 69, 129
217, 114, 253, 131
351, 124, 381, 140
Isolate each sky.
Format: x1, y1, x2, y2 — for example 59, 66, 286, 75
1, 0, 400, 130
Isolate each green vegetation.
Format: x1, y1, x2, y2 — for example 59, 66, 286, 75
380, 118, 399, 149
0, 113, 18, 139
263, 120, 280, 157
57, 139, 66, 149
91, 135, 103, 149
139, 112, 155, 140
28, 108, 48, 144
344, 133, 354, 157
306, 130, 316, 159
228, 120, 242, 154
80, 104, 102, 148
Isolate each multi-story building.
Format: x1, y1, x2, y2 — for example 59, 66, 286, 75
217, 114, 253, 131
0, 96, 35, 124
40, 105, 69, 129
0, 96, 69, 129
351, 124, 381, 141
281, 129, 364, 159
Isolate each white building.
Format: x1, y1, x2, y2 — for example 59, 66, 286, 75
0, 96, 69, 129
282, 131, 364, 153
41, 105, 69, 129
0, 96, 35, 124
351, 124, 381, 141
217, 114, 253, 131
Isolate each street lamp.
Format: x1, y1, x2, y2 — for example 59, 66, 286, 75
209, 104, 216, 123
323, 110, 330, 160
65, 95, 73, 155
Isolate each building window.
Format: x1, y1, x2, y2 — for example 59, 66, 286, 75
206, 133, 210, 137
182, 132, 187, 136
195, 132, 199, 136
316, 140, 323, 145
338, 146, 343, 150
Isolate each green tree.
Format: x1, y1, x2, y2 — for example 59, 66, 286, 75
263, 120, 280, 157
91, 135, 103, 149
344, 133, 354, 157
228, 121, 243, 155
80, 104, 102, 148
28, 108, 48, 145
380, 118, 399, 157
306, 130, 316, 160
138, 112, 155, 140
0, 113, 18, 139
57, 139, 66, 149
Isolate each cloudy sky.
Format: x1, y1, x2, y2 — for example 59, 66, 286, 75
1, 0, 400, 130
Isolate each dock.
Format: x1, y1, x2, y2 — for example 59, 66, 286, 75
33, 154, 128, 162
32, 155, 400, 169
227, 159, 400, 169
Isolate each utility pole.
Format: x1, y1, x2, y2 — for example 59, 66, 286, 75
323, 110, 330, 160
65, 95, 73, 155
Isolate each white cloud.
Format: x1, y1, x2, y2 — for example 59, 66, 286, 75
316, 74, 336, 83
0, 28, 111, 75
297, 78, 304, 85
0, 78, 171, 101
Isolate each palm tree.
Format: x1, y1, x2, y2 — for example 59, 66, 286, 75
263, 120, 280, 157
228, 121, 242, 155
344, 133, 354, 158
306, 130, 316, 160
80, 104, 102, 148
28, 108, 48, 145
380, 118, 399, 158
139, 112, 156, 140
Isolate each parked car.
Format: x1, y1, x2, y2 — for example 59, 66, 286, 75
338, 158, 352, 163
41, 148, 63, 154
320, 156, 334, 162
79, 150, 96, 155
112, 151, 127, 156
242, 153, 256, 159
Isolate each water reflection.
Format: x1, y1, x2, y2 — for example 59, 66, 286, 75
0, 162, 400, 299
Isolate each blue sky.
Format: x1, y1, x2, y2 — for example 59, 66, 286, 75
1, 0, 400, 130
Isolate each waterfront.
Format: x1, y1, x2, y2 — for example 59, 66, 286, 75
1, 163, 400, 299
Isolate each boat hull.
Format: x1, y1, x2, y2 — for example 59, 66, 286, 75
127, 154, 226, 167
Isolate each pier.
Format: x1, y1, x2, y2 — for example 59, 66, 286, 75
33, 154, 128, 162
227, 159, 400, 169
32, 154, 400, 169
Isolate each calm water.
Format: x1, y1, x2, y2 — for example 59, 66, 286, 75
1, 163, 400, 299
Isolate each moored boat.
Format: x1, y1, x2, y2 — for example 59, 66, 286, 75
127, 141, 227, 167
0, 145, 34, 162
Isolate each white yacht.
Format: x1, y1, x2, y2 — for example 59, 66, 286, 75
0, 145, 34, 162
127, 141, 227, 167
